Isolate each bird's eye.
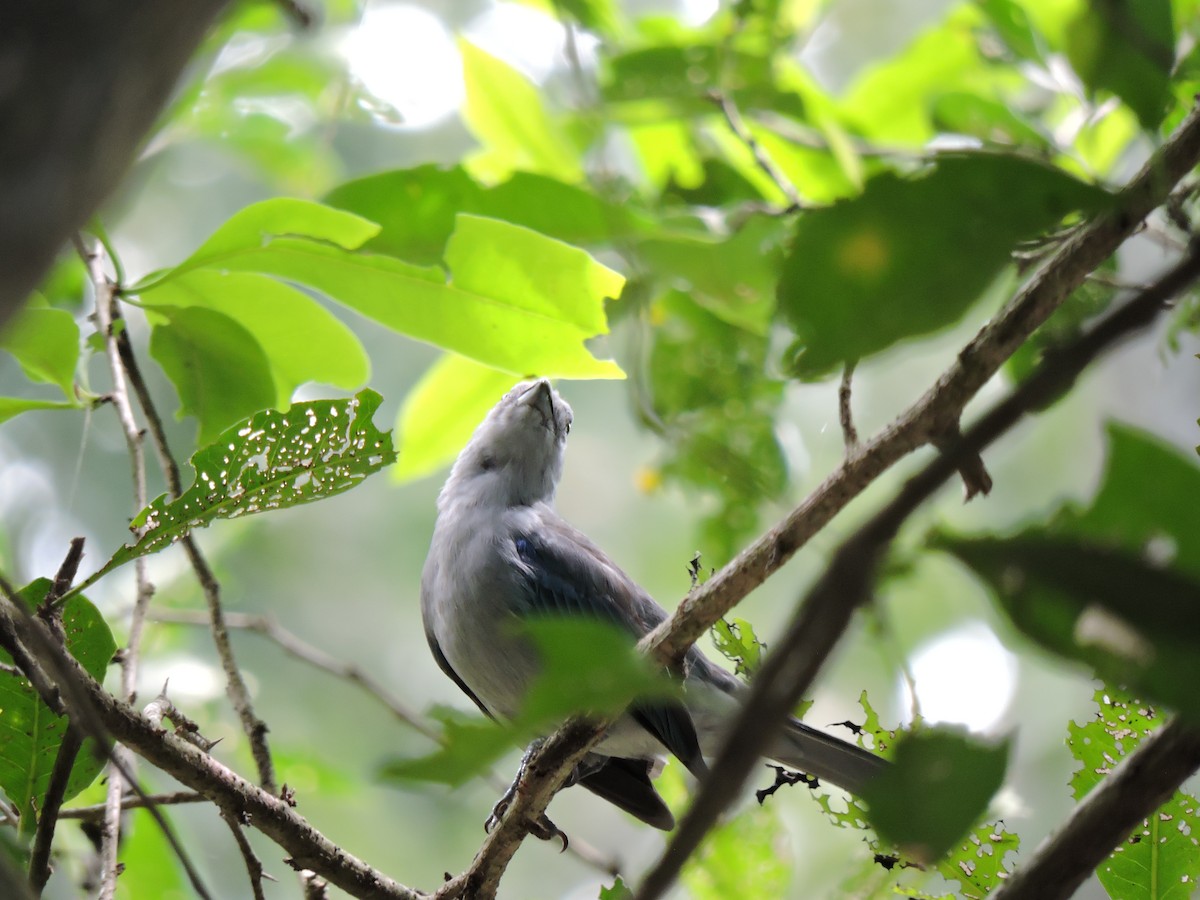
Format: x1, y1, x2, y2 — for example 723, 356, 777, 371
479, 453, 496, 472
564, 421, 571, 434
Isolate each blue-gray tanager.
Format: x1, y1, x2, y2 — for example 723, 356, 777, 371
421, 380, 886, 831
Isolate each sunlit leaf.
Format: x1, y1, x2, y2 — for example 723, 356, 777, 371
778, 153, 1112, 379
82, 390, 395, 589
393, 354, 515, 483
862, 728, 1009, 865
0, 307, 80, 398
0, 397, 79, 426
936, 820, 1021, 899
459, 39, 583, 183
378, 706, 514, 788
0, 580, 115, 828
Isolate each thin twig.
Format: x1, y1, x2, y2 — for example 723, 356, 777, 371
838, 362, 859, 452
28, 725, 84, 894
990, 717, 1200, 900
145, 609, 623, 877
0, 585, 214, 900
708, 90, 803, 210
221, 809, 269, 900
78, 235, 154, 900
110, 290, 278, 792
45, 538, 85, 610
60, 792, 206, 821
633, 242, 1200, 900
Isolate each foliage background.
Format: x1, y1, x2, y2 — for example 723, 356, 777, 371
1, 0, 1199, 897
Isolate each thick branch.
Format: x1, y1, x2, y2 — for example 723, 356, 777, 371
0, 599, 422, 900
990, 717, 1200, 900
633, 241, 1200, 899
0, 0, 232, 330
644, 96, 1200, 663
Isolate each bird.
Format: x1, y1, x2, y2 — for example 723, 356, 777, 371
420, 378, 887, 833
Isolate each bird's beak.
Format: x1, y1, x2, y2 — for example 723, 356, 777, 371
519, 379, 556, 428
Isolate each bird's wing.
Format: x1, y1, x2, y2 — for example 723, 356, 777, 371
577, 756, 675, 830
423, 618, 495, 720
505, 507, 707, 778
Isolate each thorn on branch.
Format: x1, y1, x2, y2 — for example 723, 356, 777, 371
143, 683, 221, 751
932, 425, 993, 500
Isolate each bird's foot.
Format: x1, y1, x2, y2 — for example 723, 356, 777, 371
484, 740, 568, 851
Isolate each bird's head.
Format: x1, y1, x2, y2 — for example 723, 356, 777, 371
440, 379, 574, 510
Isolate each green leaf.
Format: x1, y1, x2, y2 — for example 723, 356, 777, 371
0, 580, 115, 827
598, 876, 634, 900
0, 398, 79, 426
378, 707, 515, 788
459, 39, 583, 183
446, 214, 623, 337
710, 618, 763, 677
1068, 689, 1200, 899
148, 306, 277, 444
1061, 425, 1200, 579
0, 307, 80, 398
393, 354, 516, 483
1065, 0, 1176, 130
935, 820, 1021, 899
862, 727, 1009, 865
935, 532, 1200, 720
133, 197, 381, 291
518, 618, 676, 724
138, 269, 369, 405
82, 390, 395, 589
682, 789, 790, 899
324, 165, 648, 266
777, 153, 1112, 379
977, 0, 1044, 61
115, 809, 186, 900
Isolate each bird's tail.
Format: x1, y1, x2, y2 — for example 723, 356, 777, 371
765, 718, 888, 797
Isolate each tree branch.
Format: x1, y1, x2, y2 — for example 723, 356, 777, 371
0, 0, 232, 330
28, 725, 83, 895
644, 96, 1200, 663
633, 240, 1200, 899
0, 595, 423, 899
990, 717, 1200, 900
449, 99, 1200, 895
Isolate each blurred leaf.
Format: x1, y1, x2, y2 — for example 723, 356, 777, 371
1004, 266, 1116, 384
1059, 425, 1200, 578
459, 39, 583, 183
148, 306, 276, 444
935, 532, 1200, 719
0, 398, 79, 426
0, 580, 115, 828
324, 166, 646, 266
139, 269, 369, 406
1068, 688, 1200, 898
598, 876, 633, 900
0, 307, 80, 398
84, 390, 395, 588
393, 354, 515, 483
519, 618, 676, 723
116, 809, 187, 900
778, 153, 1112, 379
379, 707, 514, 788
1065, 0, 1175, 130
637, 217, 783, 335
978, 0, 1044, 61
682, 792, 791, 899
862, 727, 1009, 865
930, 92, 1052, 150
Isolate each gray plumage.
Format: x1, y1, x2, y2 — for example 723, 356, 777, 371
421, 379, 886, 830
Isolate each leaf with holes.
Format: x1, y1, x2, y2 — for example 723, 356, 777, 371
81, 390, 395, 590
0, 580, 115, 828
1068, 688, 1200, 898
